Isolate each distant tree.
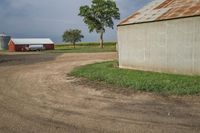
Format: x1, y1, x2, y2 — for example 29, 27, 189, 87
63, 29, 84, 48
79, 0, 120, 48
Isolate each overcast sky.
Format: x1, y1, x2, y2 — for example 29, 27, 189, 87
0, 0, 153, 43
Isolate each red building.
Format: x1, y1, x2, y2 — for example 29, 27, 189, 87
9, 38, 54, 52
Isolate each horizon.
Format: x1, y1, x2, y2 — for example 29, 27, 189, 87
0, 0, 153, 43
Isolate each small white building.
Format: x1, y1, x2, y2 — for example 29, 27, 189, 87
117, 0, 200, 75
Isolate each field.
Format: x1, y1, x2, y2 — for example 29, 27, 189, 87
0, 42, 116, 53
52, 42, 116, 53
70, 61, 200, 95
0, 49, 8, 52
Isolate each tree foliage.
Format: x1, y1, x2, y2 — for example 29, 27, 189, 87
63, 29, 84, 48
79, 0, 120, 48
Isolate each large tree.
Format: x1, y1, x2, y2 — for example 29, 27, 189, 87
79, 0, 120, 48
63, 29, 84, 48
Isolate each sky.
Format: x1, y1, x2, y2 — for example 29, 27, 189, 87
0, 0, 153, 43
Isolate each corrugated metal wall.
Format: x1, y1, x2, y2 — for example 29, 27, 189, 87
43, 44, 54, 50
118, 16, 200, 75
0, 35, 11, 50
0, 37, 2, 50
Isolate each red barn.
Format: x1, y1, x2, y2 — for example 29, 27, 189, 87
9, 38, 54, 52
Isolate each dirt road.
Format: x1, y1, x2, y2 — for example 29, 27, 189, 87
0, 52, 199, 133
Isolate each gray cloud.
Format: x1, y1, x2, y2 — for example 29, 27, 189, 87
0, 0, 153, 43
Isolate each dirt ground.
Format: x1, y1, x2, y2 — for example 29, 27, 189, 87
0, 52, 199, 133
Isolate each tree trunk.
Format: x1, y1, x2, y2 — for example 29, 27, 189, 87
73, 42, 75, 49
99, 32, 104, 49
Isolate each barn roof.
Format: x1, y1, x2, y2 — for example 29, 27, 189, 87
118, 0, 200, 26
11, 38, 54, 45
0, 33, 7, 37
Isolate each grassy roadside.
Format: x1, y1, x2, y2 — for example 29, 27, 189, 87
51, 42, 116, 53
70, 61, 200, 95
0, 50, 8, 52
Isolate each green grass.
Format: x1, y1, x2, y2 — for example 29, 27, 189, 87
70, 61, 200, 95
50, 42, 116, 53
0, 50, 8, 52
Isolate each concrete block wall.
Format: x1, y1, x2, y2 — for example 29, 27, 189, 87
117, 16, 200, 75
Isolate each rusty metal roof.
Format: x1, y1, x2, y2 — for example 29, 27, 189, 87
118, 0, 200, 26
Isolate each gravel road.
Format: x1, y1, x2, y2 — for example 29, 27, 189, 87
0, 52, 199, 133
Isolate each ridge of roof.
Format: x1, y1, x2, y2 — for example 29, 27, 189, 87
11, 38, 54, 45
0, 33, 7, 37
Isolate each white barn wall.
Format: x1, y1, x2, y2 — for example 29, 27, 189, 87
118, 16, 200, 75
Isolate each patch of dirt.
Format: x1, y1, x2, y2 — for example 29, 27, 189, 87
0, 52, 199, 133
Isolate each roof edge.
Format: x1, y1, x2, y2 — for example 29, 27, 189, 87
117, 0, 163, 26
11, 38, 52, 39
117, 15, 200, 27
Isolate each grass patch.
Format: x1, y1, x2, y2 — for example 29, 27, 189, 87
70, 61, 200, 95
0, 50, 8, 52
51, 42, 116, 53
